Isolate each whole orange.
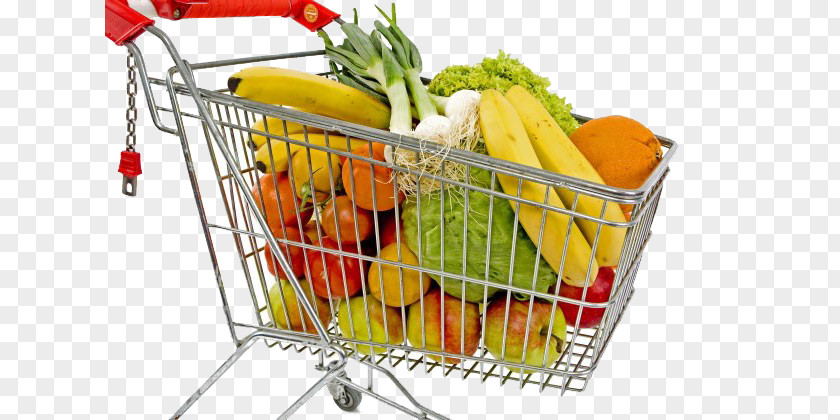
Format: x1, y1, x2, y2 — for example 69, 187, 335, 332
368, 243, 431, 307
569, 116, 662, 212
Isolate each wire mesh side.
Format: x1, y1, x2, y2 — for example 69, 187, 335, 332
156, 62, 673, 394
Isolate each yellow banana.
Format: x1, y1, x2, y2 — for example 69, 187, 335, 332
254, 133, 369, 174
229, 67, 391, 130
505, 86, 627, 267
479, 90, 598, 287
248, 117, 323, 151
254, 138, 295, 174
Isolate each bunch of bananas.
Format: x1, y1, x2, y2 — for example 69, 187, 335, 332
229, 66, 389, 199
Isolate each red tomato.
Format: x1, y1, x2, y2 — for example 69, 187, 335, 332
341, 144, 404, 211
321, 195, 375, 244
302, 221, 321, 244
306, 237, 365, 299
251, 173, 312, 231
378, 212, 403, 248
264, 227, 310, 280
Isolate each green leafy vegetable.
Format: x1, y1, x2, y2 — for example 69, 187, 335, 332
401, 167, 557, 303
428, 51, 579, 136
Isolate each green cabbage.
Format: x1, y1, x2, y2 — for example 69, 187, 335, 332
401, 167, 557, 303
428, 51, 579, 136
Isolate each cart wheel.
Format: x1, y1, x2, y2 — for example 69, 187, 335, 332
332, 384, 362, 412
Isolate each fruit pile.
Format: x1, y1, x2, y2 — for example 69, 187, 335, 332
231, 4, 663, 372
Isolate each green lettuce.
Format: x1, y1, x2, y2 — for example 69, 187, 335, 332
401, 167, 557, 303
428, 51, 579, 136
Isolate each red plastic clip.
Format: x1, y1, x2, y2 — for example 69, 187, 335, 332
105, 0, 155, 45
291, 0, 341, 32
118, 149, 143, 196
150, 0, 210, 20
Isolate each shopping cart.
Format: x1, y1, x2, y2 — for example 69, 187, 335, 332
106, 1, 678, 418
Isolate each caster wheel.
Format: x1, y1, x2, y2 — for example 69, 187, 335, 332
332, 384, 362, 412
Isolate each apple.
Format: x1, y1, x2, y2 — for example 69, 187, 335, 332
267, 280, 332, 334
337, 296, 404, 355
407, 288, 481, 364
557, 266, 615, 329
484, 298, 566, 373
368, 243, 432, 307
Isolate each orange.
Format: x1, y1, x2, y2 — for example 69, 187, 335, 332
569, 116, 662, 212
368, 243, 431, 307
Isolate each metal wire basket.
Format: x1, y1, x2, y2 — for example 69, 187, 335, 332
106, 2, 677, 418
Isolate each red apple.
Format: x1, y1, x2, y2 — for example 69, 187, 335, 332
484, 298, 566, 373
267, 280, 332, 334
407, 289, 481, 364
558, 266, 615, 329
337, 296, 404, 355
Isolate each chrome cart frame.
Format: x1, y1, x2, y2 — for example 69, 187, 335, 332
106, 2, 677, 418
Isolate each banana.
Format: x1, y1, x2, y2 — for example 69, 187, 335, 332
254, 133, 369, 174
248, 117, 323, 151
505, 86, 627, 267
254, 138, 295, 174
479, 90, 598, 287
229, 67, 391, 130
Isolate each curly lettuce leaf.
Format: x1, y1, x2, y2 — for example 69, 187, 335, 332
401, 167, 557, 303
428, 51, 579, 136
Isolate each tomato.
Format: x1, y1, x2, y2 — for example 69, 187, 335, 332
291, 149, 341, 200
306, 237, 365, 299
264, 226, 310, 280
251, 173, 312, 231
320, 195, 374, 245
302, 221, 321, 244
378, 212, 403, 248
341, 144, 404, 211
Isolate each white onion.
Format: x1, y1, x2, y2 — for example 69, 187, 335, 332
413, 115, 452, 143
383, 145, 395, 164
444, 90, 481, 120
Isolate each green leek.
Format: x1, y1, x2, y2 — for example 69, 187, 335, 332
323, 22, 413, 133
374, 4, 439, 121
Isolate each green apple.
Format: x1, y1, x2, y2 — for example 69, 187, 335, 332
267, 280, 332, 334
337, 296, 404, 355
484, 298, 566, 373
407, 288, 481, 364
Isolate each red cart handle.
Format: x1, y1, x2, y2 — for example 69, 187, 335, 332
185, 0, 340, 31
106, 0, 340, 45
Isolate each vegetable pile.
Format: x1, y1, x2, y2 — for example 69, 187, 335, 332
227, 3, 666, 370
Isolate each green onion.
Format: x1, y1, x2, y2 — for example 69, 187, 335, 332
323, 22, 413, 133
321, 29, 389, 104
374, 4, 439, 122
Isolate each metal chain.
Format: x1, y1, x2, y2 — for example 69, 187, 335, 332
126, 51, 138, 151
